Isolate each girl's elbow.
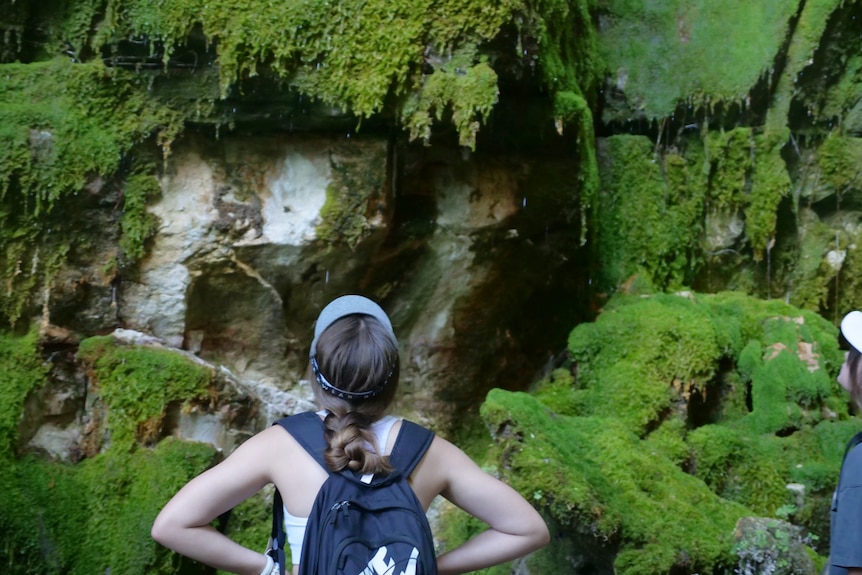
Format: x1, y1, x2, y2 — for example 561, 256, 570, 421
150, 513, 172, 546
526, 515, 550, 551
536, 521, 550, 548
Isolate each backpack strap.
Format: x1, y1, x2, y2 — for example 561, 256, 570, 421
269, 412, 328, 575
269, 488, 286, 575
274, 411, 329, 469
275, 412, 435, 476
842, 431, 862, 465
388, 420, 435, 476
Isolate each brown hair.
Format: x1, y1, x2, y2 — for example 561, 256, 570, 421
311, 313, 399, 475
847, 346, 862, 412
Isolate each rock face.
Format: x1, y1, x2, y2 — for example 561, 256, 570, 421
30, 131, 590, 456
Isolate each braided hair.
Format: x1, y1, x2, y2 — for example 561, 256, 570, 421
311, 313, 399, 475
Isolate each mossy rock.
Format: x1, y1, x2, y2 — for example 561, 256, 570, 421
480, 389, 746, 575
0, 329, 49, 458
473, 291, 860, 573
0, 439, 218, 575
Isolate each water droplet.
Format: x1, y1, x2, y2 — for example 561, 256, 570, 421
325, 270, 330, 284
522, 197, 526, 208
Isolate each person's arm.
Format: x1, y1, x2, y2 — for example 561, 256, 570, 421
429, 437, 550, 575
151, 426, 283, 575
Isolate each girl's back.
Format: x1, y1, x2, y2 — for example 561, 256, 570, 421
152, 295, 549, 575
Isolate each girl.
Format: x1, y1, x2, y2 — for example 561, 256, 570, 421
830, 310, 862, 575
152, 294, 550, 575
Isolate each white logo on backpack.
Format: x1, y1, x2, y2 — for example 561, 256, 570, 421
358, 545, 419, 575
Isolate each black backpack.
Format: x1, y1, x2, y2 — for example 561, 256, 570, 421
269, 412, 437, 575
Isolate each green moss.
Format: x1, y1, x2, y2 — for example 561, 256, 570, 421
119, 170, 163, 264
705, 127, 752, 209
816, 132, 862, 194
0, 328, 227, 573
77, 335, 213, 450
0, 439, 217, 575
747, 133, 791, 261
473, 291, 862, 572
13, 0, 607, 150
688, 425, 790, 515
316, 142, 388, 247
56, 0, 548, 146
0, 329, 48, 458
596, 136, 705, 291
480, 390, 746, 575
598, 0, 799, 121
400, 45, 498, 149
0, 57, 197, 325
532, 367, 583, 417
643, 416, 689, 466
765, 0, 847, 134
789, 209, 840, 312
568, 293, 722, 434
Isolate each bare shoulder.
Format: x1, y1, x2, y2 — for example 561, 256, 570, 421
408, 433, 483, 506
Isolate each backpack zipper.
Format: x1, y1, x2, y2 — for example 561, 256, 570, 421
329, 501, 351, 525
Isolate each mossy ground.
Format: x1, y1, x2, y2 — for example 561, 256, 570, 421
469, 291, 861, 574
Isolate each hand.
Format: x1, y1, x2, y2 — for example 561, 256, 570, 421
258, 554, 280, 575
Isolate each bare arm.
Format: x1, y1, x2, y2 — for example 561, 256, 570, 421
151, 427, 284, 575
424, 437, 550, 575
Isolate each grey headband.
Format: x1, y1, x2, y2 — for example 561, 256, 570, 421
309, 295, 396, 358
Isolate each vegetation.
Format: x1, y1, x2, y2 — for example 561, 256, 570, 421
597, 0, 800, 122
473, 292, 861, 574
0, 332, 220, 574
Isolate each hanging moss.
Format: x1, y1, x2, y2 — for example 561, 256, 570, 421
596, 135, 705, 291
705, 127, 752, 209
119, 169, 163, 263
598, 0, 800, 122
0, 57, 199, 326
746, 132, 791, 261
12, 0, 607, 149
765, 0, 849, 135
789, 209, 838, 312
816, 131, 862, 194
399, 45, 498, 149
0, 329, 48, 459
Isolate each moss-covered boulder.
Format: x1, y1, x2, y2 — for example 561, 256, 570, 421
0, 329, 244, 574
476, 291, 862, 575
